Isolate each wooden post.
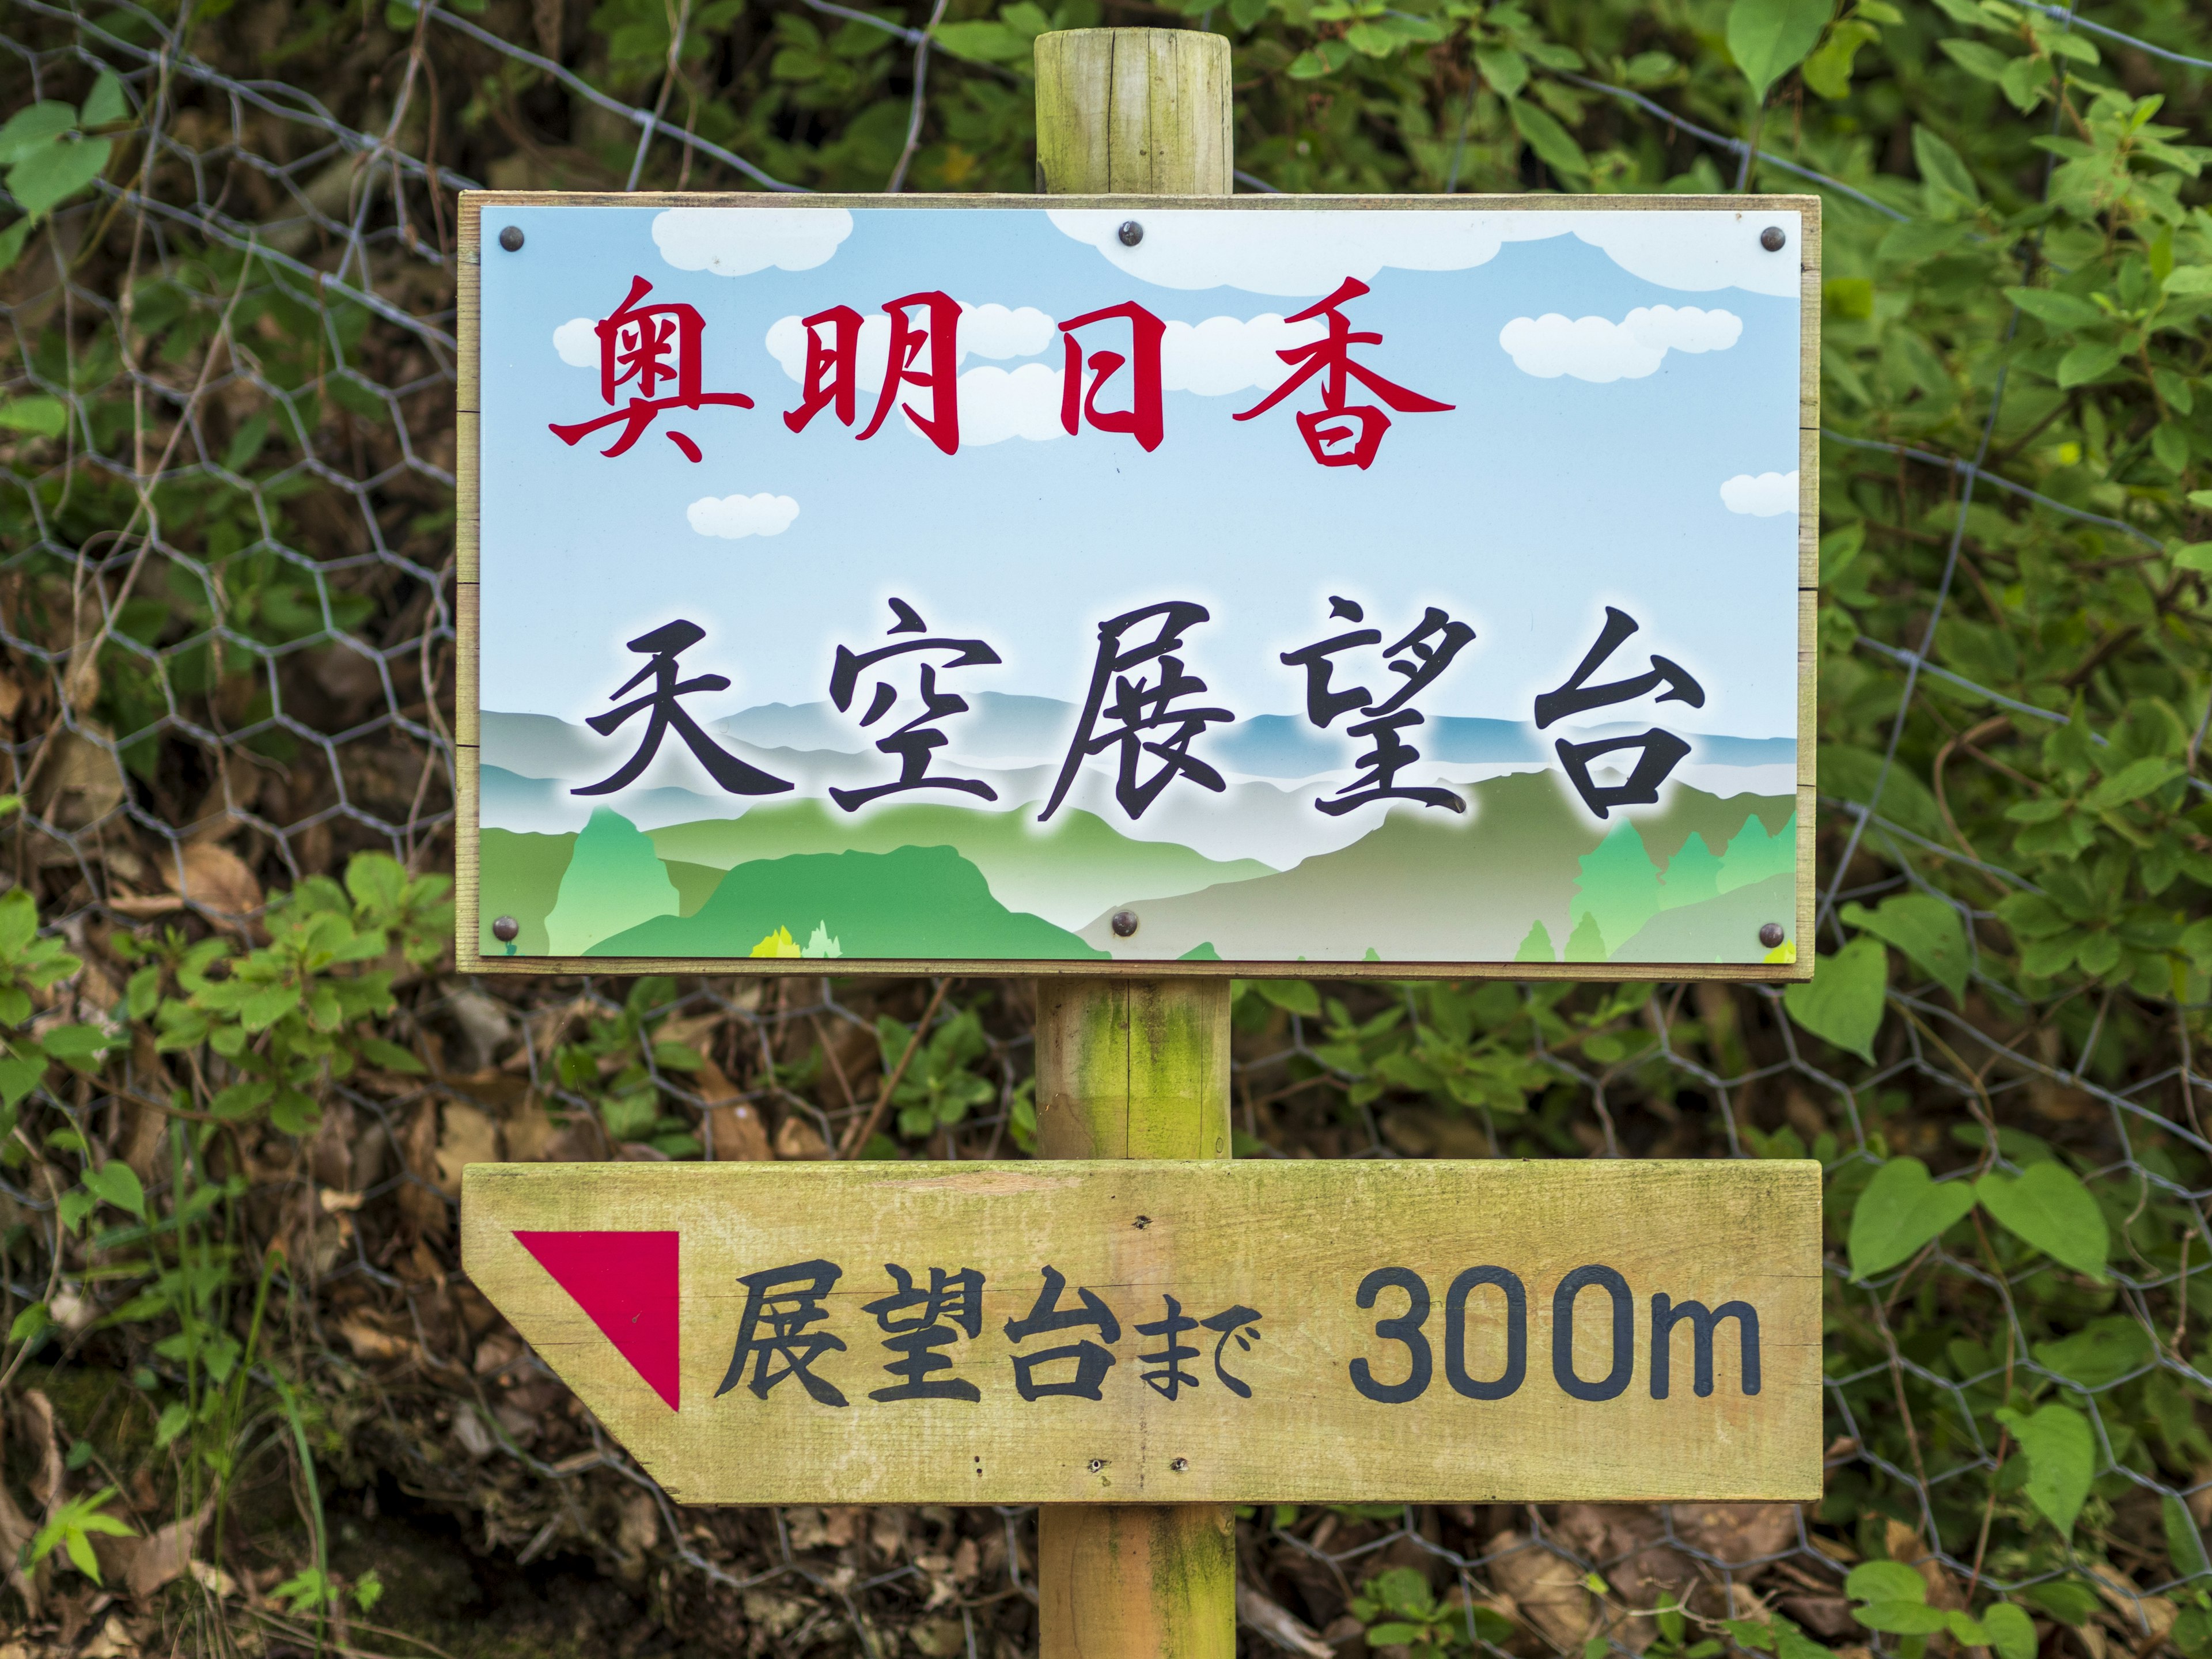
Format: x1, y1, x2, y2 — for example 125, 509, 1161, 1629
1033, 29, 1236, 1656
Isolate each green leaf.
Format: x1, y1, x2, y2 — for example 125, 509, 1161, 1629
2082, 756, 2181, 810
1253, 979, 1321, 1017
1855, 1601, 1953, 1635
929, 20, 1031, 62
1782, 934, 1887, 1061
1725, 0, 1833, 102
1938, 37, 2010, 83
1945, 1612, 1990, 1646
1975, 1162, 2109, 1281
81, 1161, 146, 1219
79, 72, 128, 128
154, 1400, 190, 1448
1824, 277, 1874, 320
1846, 1560, 1928, 1605
7, 1301, 49, 1346
1840, 893, 1969, 1001
1912, 123, 1981, 207
2163, 1494, 2211, 1580
0, 394, 67, 436
0, 102, 76, 166
1995, 1403, 2095, 1536
2003, 285, 2104, 328
1847, 1157, 1977, 1279
1508, 98, 1589, 177
2164, 266, 2212, 296
6, 134, 112, 220
1979, 1603, 2037, 1659
2056, 341, 2123, 387
355, 1035, 425, 1073
1474, 46, 1528, 98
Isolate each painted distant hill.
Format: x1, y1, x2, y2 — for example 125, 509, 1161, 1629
591, 843, 1107, 961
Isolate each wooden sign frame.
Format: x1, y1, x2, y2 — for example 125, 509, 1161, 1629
453, 191, 1819, 982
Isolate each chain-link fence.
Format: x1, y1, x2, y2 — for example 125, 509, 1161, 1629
2, 0, 2210, 1654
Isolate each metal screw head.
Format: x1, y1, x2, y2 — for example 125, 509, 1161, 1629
492, 915, 520, 942
1759, 225, 1786, 252
1170, 1457, 1189, 1472
1111, 909, 1139, 938
1118, 219, 1143, 248
1759, 922, 1786, 949
1088, 1459, 1105, 1473
498, 225, 525, 252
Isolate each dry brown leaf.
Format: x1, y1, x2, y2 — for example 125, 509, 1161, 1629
706, 1102, 771, 1160
34, 729, 125, 828
335, 1312, 418, 1366
120, 1503, 210, 1601
161, 840, 263, 918
775, 1114, 830, 1160
1670, 1502, 1798, 1567
20, 1389, 62, 1508
1556, 1505, 1697, 1651
433, 1100, 500, 1196
1883, 1521, 1963, 1611
1485, 1531, 1597, 1650
1238, 1582, 1335, 1657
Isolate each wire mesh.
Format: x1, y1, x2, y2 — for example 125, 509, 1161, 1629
1, 0, 2209, 1654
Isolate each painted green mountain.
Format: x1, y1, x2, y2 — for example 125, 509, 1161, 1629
1074, 772, 1796, 963
647, 798, 1272, 931
590, 843, 1109, 960
1611, 872, 1797, 962
477, 828, 578, 956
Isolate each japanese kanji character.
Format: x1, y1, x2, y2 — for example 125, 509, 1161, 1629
716, 1259, 849, 1408
1232, 276, 1453, 468
1003, 1266, 1120, 1402
862, 1264, 985, 1403
1059, 301, 1165, 452
827, 599, 1002, 812
782, 304, 865, 434
1200, 1305, 1262, 1399
573, 619, 794, 799
1039, 602, 1234, 824
548, 274, 753, 461
1281, 596, 1474, 816
1135, 1294, 1202, 1400
1535, 606, 1706, 819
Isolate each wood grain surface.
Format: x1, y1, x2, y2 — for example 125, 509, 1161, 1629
461, 1158, 1823, 1505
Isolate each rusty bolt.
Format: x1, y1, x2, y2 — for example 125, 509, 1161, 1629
1759, 226, 1786, 252
499, 225, 525, 252
1111, 910, 1139, 937
492, 915, 520, 942
1759, 922, 1786, 949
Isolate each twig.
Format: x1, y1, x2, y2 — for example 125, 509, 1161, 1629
838, 979, 953, 1158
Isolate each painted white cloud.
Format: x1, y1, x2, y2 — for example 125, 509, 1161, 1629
1161, 314, 1326, 396
961, 303, 1055, 359
1720, 470, 1799, 517
553, 317, 599, 368
1497, 305, 1743, 382
654, 207, 853, 277
687, 492, 800, 539
957, 364, 1065, 446
1047, 208, 1801, 298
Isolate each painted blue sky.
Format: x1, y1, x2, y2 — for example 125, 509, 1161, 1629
478, 203, 1802, 740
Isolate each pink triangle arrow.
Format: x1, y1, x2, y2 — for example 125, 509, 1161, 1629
514, 1230, 681, 1411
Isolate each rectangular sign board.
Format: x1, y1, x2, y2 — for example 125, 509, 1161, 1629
456, 194, 1818, 976
461, 1160, 1821, 1504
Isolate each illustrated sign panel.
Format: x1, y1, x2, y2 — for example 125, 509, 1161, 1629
459, 195, 1817, 972
461, 1160, 1821, 1504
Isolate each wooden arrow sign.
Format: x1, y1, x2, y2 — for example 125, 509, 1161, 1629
462, 1159, 1821, 1505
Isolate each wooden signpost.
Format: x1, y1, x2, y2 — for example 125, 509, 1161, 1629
455, 26, 1824, 1657
461, 1159, 1821, 1506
